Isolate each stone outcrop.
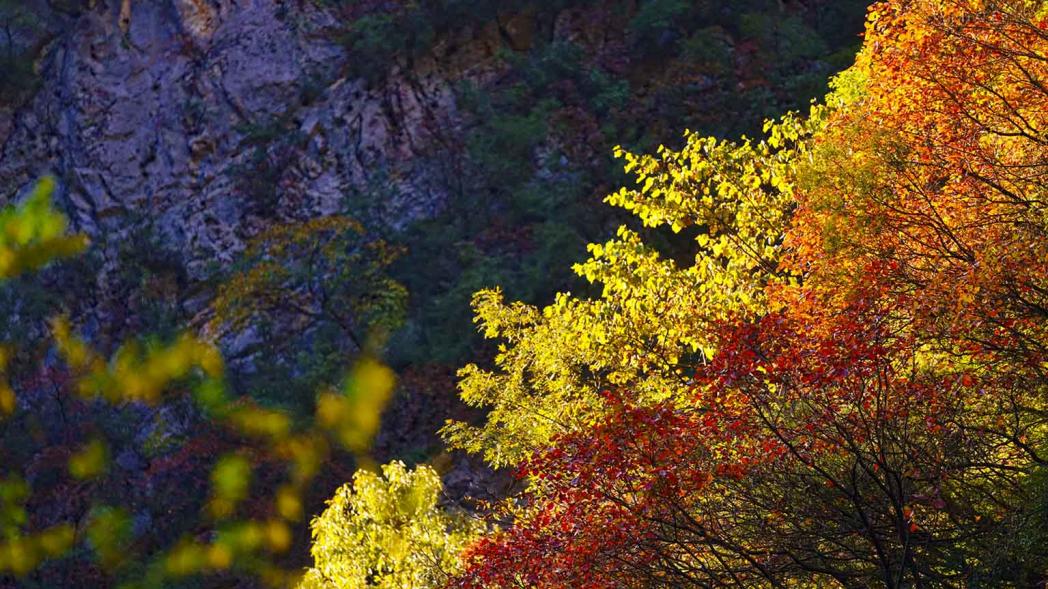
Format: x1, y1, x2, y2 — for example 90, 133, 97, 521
0, 0, 499, 279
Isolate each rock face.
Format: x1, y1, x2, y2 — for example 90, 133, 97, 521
0, 0, 494, 279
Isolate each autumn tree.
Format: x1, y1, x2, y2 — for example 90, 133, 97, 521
299, 461, 482, 589
210, 216, 408, 411
212, 217, 407, 352
443, 106, 822, 467
458, 288, 1047, 586
446, 0, 1048, 586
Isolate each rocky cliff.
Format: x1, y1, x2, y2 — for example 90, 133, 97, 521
0, 0, 489, 278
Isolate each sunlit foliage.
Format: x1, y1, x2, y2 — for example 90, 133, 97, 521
0, 178, 87, 280
299, 461, 482, 589
446, 0, 1048, 586
8, 0, 1048, 585
444, 105, 823, 467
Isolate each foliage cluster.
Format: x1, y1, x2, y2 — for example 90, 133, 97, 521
299, 461, 481, 589
372, 0, 870, 373
0, 181, 401, 587
2, 0, 883, 586
307, 0, 1048, 587
439, 0, 1048, 586
211, 216, 408, 414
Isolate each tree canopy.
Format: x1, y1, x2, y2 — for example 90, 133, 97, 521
443, 0, 1048, 586
3, 0, 1047, 586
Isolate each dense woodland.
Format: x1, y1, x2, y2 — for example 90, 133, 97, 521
0, 0, 1046, 587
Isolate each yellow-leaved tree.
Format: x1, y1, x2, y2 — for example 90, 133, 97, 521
298, 461, 482, 589
442, 105, 834, 467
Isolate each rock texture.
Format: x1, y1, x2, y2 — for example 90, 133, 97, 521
0, 3, 521, 531
0, 0, 497, 279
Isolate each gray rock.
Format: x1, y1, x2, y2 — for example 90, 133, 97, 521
0, 0, 490, 290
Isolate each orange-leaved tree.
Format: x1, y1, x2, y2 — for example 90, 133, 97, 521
447, 0, 1048, 587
